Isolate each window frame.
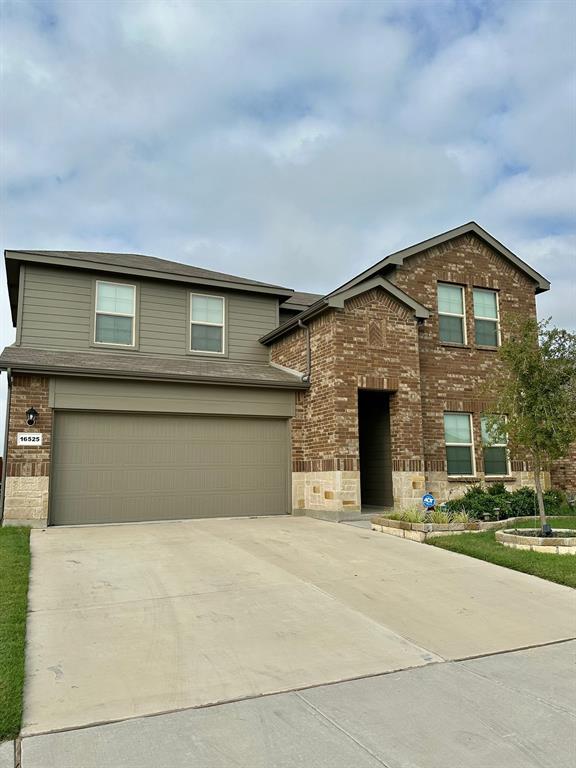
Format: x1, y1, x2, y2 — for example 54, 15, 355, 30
93, 280, 137, 348
481, 414, 510, 476
189, 292, 227, 356
444, 412, 476, 477
473, 287, 500, 348
437, 282, 467, 345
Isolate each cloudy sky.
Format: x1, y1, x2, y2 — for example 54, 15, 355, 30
0, 0, 575, 435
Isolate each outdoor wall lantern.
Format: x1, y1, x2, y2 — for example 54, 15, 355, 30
26, 406, 38, 426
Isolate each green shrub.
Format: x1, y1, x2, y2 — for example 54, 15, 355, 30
444, 485, 567, 521
508, 487, 536, 516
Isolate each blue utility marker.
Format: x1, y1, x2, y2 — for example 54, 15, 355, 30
422, 493, 436, 509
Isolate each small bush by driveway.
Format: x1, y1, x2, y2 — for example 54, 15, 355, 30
428, 516, 576, 588
0, 526, 31, 741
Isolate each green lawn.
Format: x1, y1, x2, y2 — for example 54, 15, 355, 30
0, 527, 31, 742
428, 516, 576, 589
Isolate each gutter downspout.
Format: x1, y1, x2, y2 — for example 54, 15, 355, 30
416, 320, 428, 492
0, 368, 13, 525
298, 320, 311, 383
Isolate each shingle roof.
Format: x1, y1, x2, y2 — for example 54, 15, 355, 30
0, 346, 307, 389
6, 249, 292, 294
282, 291, 324, 308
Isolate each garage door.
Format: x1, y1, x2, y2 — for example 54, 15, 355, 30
50, 411, 290, 525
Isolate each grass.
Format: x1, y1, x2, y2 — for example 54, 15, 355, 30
0, 527, 31, 742
427, 516, 576, 589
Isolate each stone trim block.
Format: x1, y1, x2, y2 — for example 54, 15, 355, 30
4, 476, 49, 527
496, 529, 576, 555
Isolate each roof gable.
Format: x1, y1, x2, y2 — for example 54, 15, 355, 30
329, 221, 550, 298
327, 276, 429, 319
260, 221, 549, 345
260, 275, 429, 344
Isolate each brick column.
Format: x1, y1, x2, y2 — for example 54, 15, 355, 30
3, 374, 52, 527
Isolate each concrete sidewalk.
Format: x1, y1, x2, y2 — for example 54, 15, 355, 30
0, 742, 14, 768
21, 641, 576, 768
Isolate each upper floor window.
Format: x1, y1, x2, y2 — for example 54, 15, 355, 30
444, 412, 475, 476
473, 289, 500, 346
95, 281, 135, 346
190, 294, 225, 354
481, 415, 509, 476
437, 283, 466, 344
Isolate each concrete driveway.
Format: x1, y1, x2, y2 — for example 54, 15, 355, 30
23, 517, 576, 736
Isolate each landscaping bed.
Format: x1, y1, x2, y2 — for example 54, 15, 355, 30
427, 516, 576, 588
495, 528, 576, 555
370, 515, 519, 543
0, 527, 31, 742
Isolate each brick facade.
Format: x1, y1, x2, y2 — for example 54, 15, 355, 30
271, 233, 549, 516
550, 445, 576, 493
272, 288, 426, 513
390, 233, 543, 501
3, 374, 53, 526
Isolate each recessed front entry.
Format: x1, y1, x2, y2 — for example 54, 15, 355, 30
358, 389, 393, 509
50, 411, 290, 525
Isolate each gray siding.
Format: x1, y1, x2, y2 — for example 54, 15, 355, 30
50, 377, 295, 418
20, 264, 278, 363
279, 309, 299, 325
20, 265, 92, 350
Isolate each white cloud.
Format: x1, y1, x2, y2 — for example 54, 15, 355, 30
0, 0, 574, 439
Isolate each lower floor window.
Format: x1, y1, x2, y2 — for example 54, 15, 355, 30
444, 412, 474, 476
481, 416, 509, 475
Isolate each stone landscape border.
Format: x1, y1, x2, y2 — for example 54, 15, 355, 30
370, 516, 530, 543
496, 529, 576, 555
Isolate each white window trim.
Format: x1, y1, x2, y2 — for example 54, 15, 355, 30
473, 288, 501, 347
444, 412, 476, 477
190, 293, 226, 355
438, 283, 467, 345
94, 280, 136, 347
481, 415, 510, 476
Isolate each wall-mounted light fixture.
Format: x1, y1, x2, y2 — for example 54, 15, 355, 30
26, 407, 38, 426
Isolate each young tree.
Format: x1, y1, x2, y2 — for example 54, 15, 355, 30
487, 319, 576, 533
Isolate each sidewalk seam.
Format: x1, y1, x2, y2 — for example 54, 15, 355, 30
294, 691, 392, 768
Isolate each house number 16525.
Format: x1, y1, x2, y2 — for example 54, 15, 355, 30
17, 433, 43, 446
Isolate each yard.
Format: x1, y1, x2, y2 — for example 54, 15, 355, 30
0, 527, 31, 741
428, 516, 576, 589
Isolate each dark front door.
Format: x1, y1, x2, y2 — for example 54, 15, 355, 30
358, 390, 393, 508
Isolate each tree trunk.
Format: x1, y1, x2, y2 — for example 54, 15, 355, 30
533, 454, 547, 532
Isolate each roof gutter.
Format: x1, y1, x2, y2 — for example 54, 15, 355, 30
0, 363, 309, 390
298, 319, 311, 384
260, 299, 328, 345
5, 251, 294, 301
0, 368, 12, 524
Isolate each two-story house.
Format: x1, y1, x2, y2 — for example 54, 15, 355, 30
0, 222, 557, 527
